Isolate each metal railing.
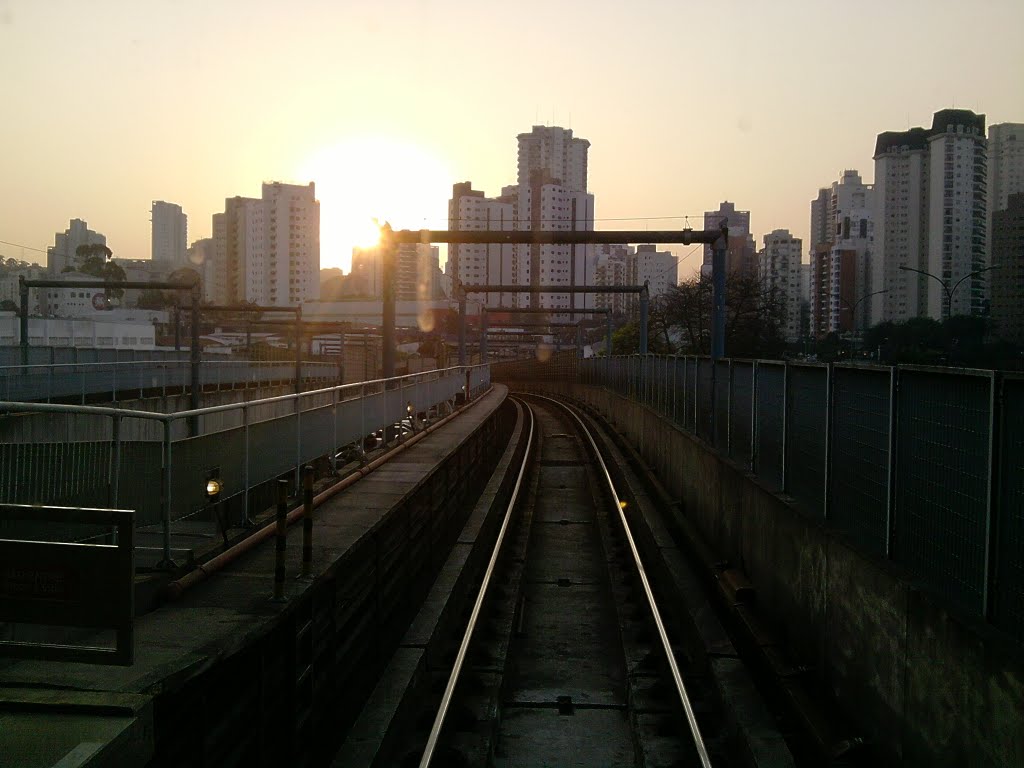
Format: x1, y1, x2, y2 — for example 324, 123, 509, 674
0, 364, 491, 566
498, 354, 1023, 643
0, 359, 340, 403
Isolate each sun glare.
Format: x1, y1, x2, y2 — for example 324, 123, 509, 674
299, 137, 452, 272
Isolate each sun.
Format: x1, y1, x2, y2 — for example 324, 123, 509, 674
298, 137, 452, 273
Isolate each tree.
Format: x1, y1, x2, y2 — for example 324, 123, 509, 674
63, 243, 126, 300
660, 272, 786, 357
0, 299, 18, 312
135, 288, 171, 309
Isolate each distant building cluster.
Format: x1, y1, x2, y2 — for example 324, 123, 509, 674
446, 126, 677, 316
6, 107, 1023, 353
805, 110, 1024, 345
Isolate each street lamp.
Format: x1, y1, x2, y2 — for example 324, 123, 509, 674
838, 289, 888, 355
898, 264, 1001, 319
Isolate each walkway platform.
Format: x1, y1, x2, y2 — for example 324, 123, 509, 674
0, 385, 507, 768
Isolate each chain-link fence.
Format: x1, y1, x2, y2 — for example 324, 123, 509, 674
571, 355, 1020, 642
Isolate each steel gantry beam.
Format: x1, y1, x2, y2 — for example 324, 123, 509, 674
378, 225, 727, 368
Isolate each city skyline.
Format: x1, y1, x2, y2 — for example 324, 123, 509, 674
1, 1, 1022, 277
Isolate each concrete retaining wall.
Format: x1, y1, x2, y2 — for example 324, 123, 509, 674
534, 382, 1022, 768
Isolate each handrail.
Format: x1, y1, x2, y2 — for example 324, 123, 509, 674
0, 364, 489, 423
533, 393, 713, 768
419, 399, 535, 768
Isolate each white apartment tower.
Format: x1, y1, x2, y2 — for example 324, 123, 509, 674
448, 182, 517, 308
151, 201, 187, 267
593, 244, 631, 315
809, 171, 875, 335
871, 127, 930, 324
515, 126, 594, 311
987, 123, 1024, 258
759, 229, 804, 343
215, 182, 320, 307
186, 237, 226, 304
629, 245, 677, 311
46, 219, 106, 275
702, 201, 756, 276
872, 109, 987, 323
517, 125, 589, 193
925, 110, 987, 319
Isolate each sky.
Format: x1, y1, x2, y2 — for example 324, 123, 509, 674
1, 0, 1022, 279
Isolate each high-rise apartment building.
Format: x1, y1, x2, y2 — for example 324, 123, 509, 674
515, 126, 594, 311
593, 245, 631, 315
808, 171, 875, 336
516, 125, 589, 193
46, 219, 106, 275
395, 243, 442, 302
702, 201, 756, 276
990, 192, 1024, 344
187, 238, 226, 304
214, 182, 320, 306
872, 109, 987, 323
629, 245, 676, 314
151, 201, 187, 266
447, 182, 517, 307
925, 110, 987, 319
987, 123, 1024, 260
759, 229, 803, 343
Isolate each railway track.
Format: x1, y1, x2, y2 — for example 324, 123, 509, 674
338, 393, 791, 767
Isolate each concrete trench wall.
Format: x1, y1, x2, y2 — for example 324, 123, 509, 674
525, 382, 1022, 768
145, 401, 513, 768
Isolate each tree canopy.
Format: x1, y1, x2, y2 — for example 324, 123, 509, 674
63, 243, 125, 300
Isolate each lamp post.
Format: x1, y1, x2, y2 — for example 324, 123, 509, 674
838, 289, 888, 356
898, 264, 1001, 320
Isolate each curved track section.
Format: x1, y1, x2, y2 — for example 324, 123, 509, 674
414, 394, 722, 767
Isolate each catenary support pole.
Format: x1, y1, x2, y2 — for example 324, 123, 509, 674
711, 224, 728, 360
639, 282, 650, 354
381, 225, 396, 378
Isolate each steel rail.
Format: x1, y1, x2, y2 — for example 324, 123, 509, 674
531, 393, 713, 768
418, 399, 536, 768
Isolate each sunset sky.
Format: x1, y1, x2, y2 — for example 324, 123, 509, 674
1, 0, 1022, 277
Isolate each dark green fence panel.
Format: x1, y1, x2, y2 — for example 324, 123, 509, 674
894, 368, 992, 616
830, 366, 891, 556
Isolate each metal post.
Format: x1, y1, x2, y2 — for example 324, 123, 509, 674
726, 360, 733, 458
337, 329, 346, 385
823, 363, 834, 520
711, 225, 728, 360
159, 420, 174, 570
639, 282, 650, 355
885, 366, 898, 559
382, 226, 396, 378
480, 308, 488, 363
109, 414, 121, 509
189, 286, 201, 435
750, 361, 759, 473
781, 362, 789, 493
19, 276, 29, 366
243, 403, 252, 525
301, 465, 314, 580
330, 387, 338, 473
273, 480, 288, 602
294, 305, 303, 395
983, 372, 1000, 620
458, 286, 467, 366
606, 312, 612, 365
